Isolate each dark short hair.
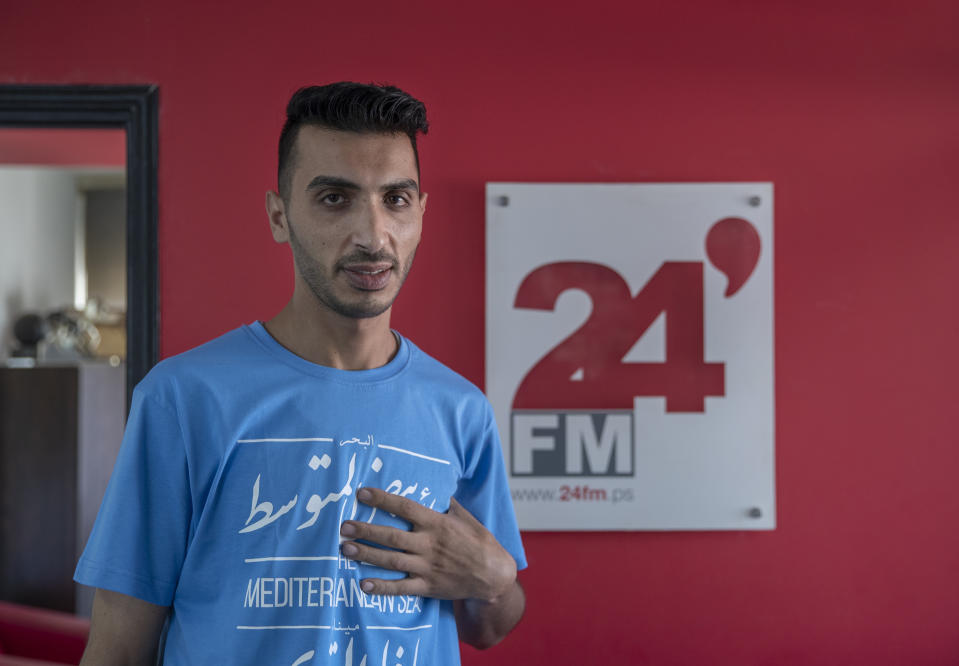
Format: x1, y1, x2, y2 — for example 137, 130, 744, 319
277, 82, 429, 199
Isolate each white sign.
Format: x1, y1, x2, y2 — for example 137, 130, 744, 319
486, 183, 775, 530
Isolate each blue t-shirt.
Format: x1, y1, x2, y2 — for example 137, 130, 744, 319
75, 323, 526, 665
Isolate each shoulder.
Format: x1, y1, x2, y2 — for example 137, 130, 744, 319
401, 336, 494, 420
133, 324, 262, 404
403, 337, 485, 398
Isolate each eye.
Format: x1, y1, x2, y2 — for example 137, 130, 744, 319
386, 193, 410, 207
320, 192, 347, 206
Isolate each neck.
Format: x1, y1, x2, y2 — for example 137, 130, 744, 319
263, 294, 398, 371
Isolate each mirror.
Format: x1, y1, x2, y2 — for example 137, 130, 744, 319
0, 86, 158, 616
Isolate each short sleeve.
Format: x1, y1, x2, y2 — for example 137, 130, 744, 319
74, 384, 192, 606
453, 406, 527, 571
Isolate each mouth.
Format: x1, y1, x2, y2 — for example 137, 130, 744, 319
341, 263, 394, 291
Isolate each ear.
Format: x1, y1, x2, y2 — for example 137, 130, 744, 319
419, 191, 428, 215
265, 190, 290, 243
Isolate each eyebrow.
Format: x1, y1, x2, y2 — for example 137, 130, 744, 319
305, 176, 420, 193
305, 176, 359, 192
382, 178, 420, 193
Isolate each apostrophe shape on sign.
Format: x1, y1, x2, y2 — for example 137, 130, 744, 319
329, 641, 338, 655
705, 217, 761, 297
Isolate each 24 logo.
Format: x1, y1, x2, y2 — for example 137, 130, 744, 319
511, 217, 761, 477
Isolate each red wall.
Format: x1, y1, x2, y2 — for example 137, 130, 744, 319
4, 0, 957, 662
0, 128, 125, 166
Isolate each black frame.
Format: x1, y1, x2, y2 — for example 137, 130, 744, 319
0, 85, 159, 410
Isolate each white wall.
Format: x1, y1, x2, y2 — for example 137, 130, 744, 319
0, 167, 78, 355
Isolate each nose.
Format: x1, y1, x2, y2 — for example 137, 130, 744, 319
352, 199, 389, 254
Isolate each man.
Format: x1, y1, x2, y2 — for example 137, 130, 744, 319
75, 82, 526, 665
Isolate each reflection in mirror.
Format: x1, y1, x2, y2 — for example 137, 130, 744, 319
0, 128, 126, 617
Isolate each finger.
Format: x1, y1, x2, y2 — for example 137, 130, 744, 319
359, 575, 430, 598
356, 487, 436, 525
340, 540, 427, 576
340, 520, 420, 552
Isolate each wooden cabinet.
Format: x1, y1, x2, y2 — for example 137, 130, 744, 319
0, 364, 124, 615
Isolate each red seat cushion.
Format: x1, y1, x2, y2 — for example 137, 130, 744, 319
0, 656, 78, 666
0, 603, 88, 664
